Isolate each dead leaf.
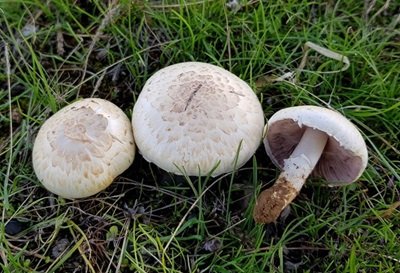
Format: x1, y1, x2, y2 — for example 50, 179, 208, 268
380, 201, 400, 219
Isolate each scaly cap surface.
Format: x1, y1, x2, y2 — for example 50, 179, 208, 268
32, 98, 135, 198
132, 62, 264, 176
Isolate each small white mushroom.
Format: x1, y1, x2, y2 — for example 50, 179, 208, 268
32, 98, 135, 199
253, 105, 368, 223
132, 62, 264, 176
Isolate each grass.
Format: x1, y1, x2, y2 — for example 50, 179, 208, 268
0, 0, 399, 272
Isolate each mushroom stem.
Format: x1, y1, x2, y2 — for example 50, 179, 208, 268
253, 127, 328, 224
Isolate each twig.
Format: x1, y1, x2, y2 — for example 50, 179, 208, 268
147, 0, 212, 9
91, 69, 107, 97
244, 245, 329, 253
56, 18, 65, 56
7, 242, 50, 261
77, 0, 120, 97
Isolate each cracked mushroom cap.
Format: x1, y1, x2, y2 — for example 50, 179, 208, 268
32, 98, 135, 199
264, 105, 368, 185
132, 62, 264, 176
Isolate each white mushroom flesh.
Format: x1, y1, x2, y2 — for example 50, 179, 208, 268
280, 127, 328, 191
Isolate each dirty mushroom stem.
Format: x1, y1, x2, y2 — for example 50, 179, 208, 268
253, 127, 328, 224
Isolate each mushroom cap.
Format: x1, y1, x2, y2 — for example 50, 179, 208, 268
32, 98, 135, 198
264, 105, 368, 185
132, 62, 264, 176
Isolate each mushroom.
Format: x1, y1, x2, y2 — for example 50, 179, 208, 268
32, 98, 135, 199
253, 105, 368, 224
132, 62, 264, 176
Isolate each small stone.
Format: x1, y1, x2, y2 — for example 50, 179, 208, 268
51, 238, 70, 258
21, 24, 38, 37
203, 238, 222, 252
12, 108, 22, 124
5, 219, 25, 235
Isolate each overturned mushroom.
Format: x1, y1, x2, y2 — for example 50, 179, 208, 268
32, 98, 135, 199
132, 62, 264, 176
253, 105, 368, 224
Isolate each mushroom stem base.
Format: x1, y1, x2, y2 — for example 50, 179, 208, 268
254, 127, 328, 224
253, 175, 299, 224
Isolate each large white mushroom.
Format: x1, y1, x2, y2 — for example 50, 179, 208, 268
132, 62, 264, 176
32, 98, 135, 199
253, 105, 368, 224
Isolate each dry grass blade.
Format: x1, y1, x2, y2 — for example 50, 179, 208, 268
298, 41, 350, 74
56, 22, 65, 56
2, 41, 12, 267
